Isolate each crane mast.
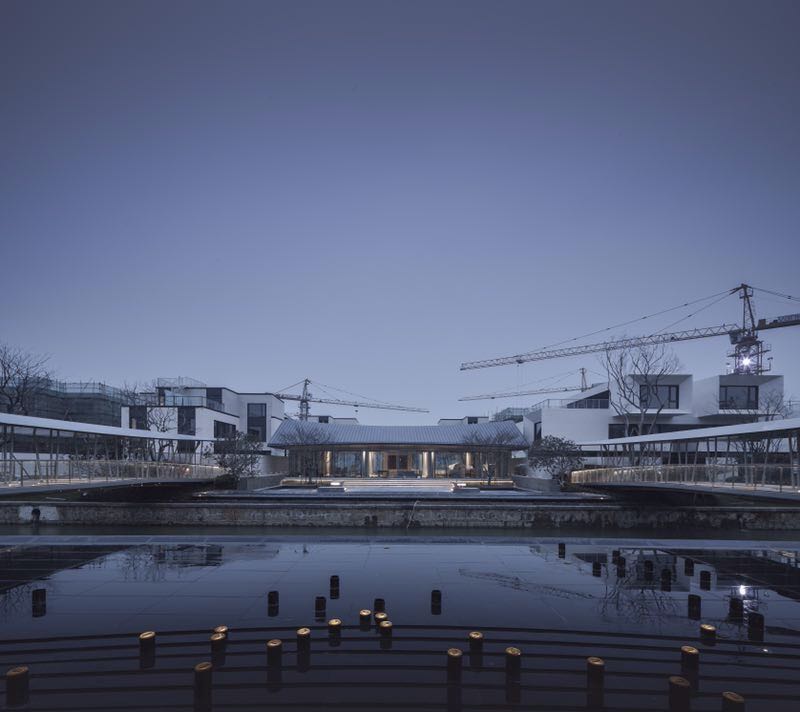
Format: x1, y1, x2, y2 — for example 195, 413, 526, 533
460, 284, 800, 374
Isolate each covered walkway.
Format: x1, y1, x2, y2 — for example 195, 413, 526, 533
573, 417, 800, 499
0, 412, 220, 488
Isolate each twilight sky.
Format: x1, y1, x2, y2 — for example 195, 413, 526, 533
2, 0, 799, 423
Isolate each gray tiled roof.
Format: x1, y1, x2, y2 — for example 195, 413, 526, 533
269, 419, 528, 449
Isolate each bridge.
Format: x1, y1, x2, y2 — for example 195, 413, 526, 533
0, 412, 223, 492
571, 463, 800, 503
572, 416, 800, 504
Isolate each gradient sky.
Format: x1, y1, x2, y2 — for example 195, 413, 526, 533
2, 0, 799, 423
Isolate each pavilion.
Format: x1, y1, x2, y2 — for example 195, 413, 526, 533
268, 419, 528, 479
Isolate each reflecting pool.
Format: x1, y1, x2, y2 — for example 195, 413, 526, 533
1, 535, 800, 710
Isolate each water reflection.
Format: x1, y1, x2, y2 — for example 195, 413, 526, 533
0, 537, 799, 710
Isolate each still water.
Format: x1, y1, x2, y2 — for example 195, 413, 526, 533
1, 534, 800, 710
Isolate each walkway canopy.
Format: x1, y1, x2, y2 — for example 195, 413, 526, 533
578, 416, 800, 449
575, 415, 800, 481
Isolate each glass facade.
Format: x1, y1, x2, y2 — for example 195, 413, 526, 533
213, 420, 236, 438
247, 403, 267, 441
289, 447, 511, 479
206, 388, 224, 411
720, 385, 759, 410
177, 406, 196, 435
639, 384, 680, 409
129, 406, 147, 430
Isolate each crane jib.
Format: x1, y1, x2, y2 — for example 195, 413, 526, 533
460, 314, 800, 370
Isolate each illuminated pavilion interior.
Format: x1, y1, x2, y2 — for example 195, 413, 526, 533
268, 420, 529, 479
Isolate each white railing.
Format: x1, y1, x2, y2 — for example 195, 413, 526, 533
570, 463, 800, 492
0, 459, 223, 487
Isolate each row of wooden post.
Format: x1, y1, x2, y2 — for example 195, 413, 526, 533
7, 577, 757, 710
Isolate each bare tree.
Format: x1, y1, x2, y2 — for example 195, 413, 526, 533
720, 390, 794, 483
119, 381, 176, 460
214, 431, 262, 486
0, 343, 53, 415
602, 341, 681, 465
528, 435, 584, 486
461, 428, 520, 484
277, 422, 329, 482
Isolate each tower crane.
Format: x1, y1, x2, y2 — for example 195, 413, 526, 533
461, 284, 800, 374
460, 368, 601, 401
273, 378, 428, 421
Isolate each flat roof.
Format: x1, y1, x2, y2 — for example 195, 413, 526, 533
0, 412, 208, 441
579, 416, 800, 448
269, 420, 529, 449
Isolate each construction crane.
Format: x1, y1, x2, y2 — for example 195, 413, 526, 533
461, 284, 800, 374
273, 378, 429, 420
461, 368, 599, 401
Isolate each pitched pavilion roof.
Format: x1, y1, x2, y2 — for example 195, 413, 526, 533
269, 419, 528, 449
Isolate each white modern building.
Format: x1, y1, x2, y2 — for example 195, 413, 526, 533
522, 372, 788, 446
120, 378, 286, 471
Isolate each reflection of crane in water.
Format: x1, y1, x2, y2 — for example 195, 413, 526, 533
459, 568, 595, 600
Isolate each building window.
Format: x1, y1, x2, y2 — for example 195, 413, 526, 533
720, 385, 759, 410
206, 388, 223, 410
177, 440, 196, 454
318, 416, 329, 424
639, 384, 679, 409
247, 402, 267, 441
178, 406, 196, 435
213, 420, 236, 438
534, 421, 542, 441
608, 423, 626, 439
467, 417, 478, 425
129, 406, 147, 430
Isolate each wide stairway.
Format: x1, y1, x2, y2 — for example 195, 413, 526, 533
323, 478, 456, 493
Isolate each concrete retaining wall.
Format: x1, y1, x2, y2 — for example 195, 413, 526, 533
512, 475, 559, 493
4, 500, 800, 530
237, 474, 285, 491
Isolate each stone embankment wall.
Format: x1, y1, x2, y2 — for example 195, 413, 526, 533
3, 501, 800, 530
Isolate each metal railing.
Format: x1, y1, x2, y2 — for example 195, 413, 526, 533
136, 394, 226, 411
0, 459, 223, 487
571, 463, 800, 492
530, 398, 610, 410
